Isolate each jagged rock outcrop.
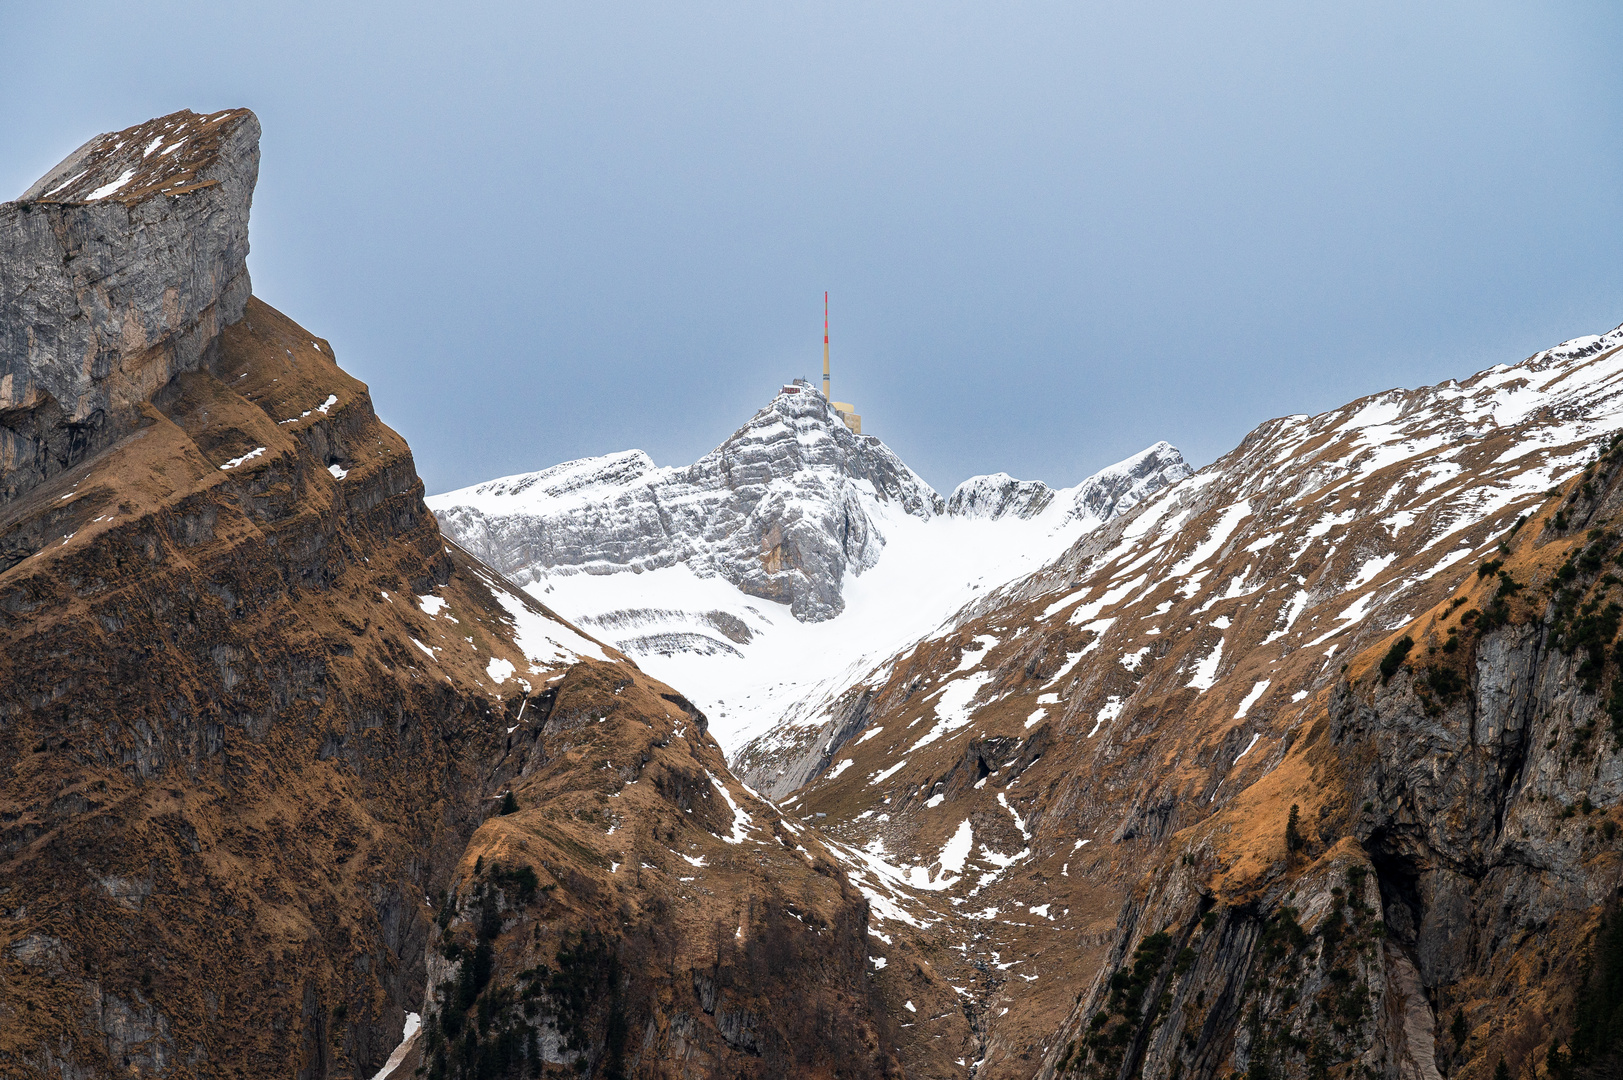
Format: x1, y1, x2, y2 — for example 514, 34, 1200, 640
430, 390, 943, 622
1059, 441, 1192, 527
948, 473, 1057, 520
0, 109, 258, 506
946, 443, 1190, 524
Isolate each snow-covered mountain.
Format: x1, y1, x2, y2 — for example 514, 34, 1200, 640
428, 387, 1190, 748
430, 390, 941, 623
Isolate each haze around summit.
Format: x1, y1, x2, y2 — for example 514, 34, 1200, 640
3, 1, 1620, 495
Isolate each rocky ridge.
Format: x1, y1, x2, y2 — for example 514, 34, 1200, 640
430, 390, 944, 623
430, 398, 1188, 630
750, 327, 1623, 1077
431, 424, 1190, 751
0, 110, 935, 1080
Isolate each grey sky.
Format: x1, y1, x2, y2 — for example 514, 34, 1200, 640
5, 2, 1621, 496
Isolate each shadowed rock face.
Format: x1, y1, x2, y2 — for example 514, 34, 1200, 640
0, 108, 258, 506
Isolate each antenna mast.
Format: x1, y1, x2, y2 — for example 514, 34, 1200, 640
822, 291, 831, 400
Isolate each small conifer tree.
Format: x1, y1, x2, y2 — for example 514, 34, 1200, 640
1285, 804, 1306, 853
500, 790, 519, 815
1379, 636, 1415, 683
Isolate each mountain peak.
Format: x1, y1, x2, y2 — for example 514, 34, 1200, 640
945, 441, 1195, 525
18, 108, 258, 206
432, 387, 947, 622
432, 394, 1190, 752
946, 472, 1055, 519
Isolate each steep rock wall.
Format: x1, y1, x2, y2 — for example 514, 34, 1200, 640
1036, 442, 1623, 1080
0, 109, 258, 506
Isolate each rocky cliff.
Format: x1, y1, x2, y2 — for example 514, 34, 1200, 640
0, 109, 258, 507
430, 390, 944, 623
0, 110, 925, 1080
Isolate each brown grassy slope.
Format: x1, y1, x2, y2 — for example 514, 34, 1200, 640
0, 298, 932, 1080
1038, 441, 1623, 1080
777, 352, 1623, 1079
410, 657, 928, 1079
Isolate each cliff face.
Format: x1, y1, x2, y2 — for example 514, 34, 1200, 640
0, 288, 496, 1078
0, 111, 917, 1080
0, 109, 258, 506
1039, 445, 1623, 1080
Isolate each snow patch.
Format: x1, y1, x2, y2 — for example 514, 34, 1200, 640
85, 168, 137, 201
219, 447, 267, 470
1234, 680, 1270, 719
1187, 638, 1225, 691
1089, 697, 1123, 738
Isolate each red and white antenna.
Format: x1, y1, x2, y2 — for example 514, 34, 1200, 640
822, 291, 831, 400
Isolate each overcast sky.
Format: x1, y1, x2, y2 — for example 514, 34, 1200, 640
5, 2, 1621, 496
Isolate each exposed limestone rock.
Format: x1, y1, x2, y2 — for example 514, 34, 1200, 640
0, 109, 258, 507
432, 389, 944, 622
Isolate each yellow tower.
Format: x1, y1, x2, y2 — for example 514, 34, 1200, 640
823, 292, 862, 434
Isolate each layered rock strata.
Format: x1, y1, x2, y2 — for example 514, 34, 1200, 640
432, 391, 945, 622
0, 109, 258, 506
